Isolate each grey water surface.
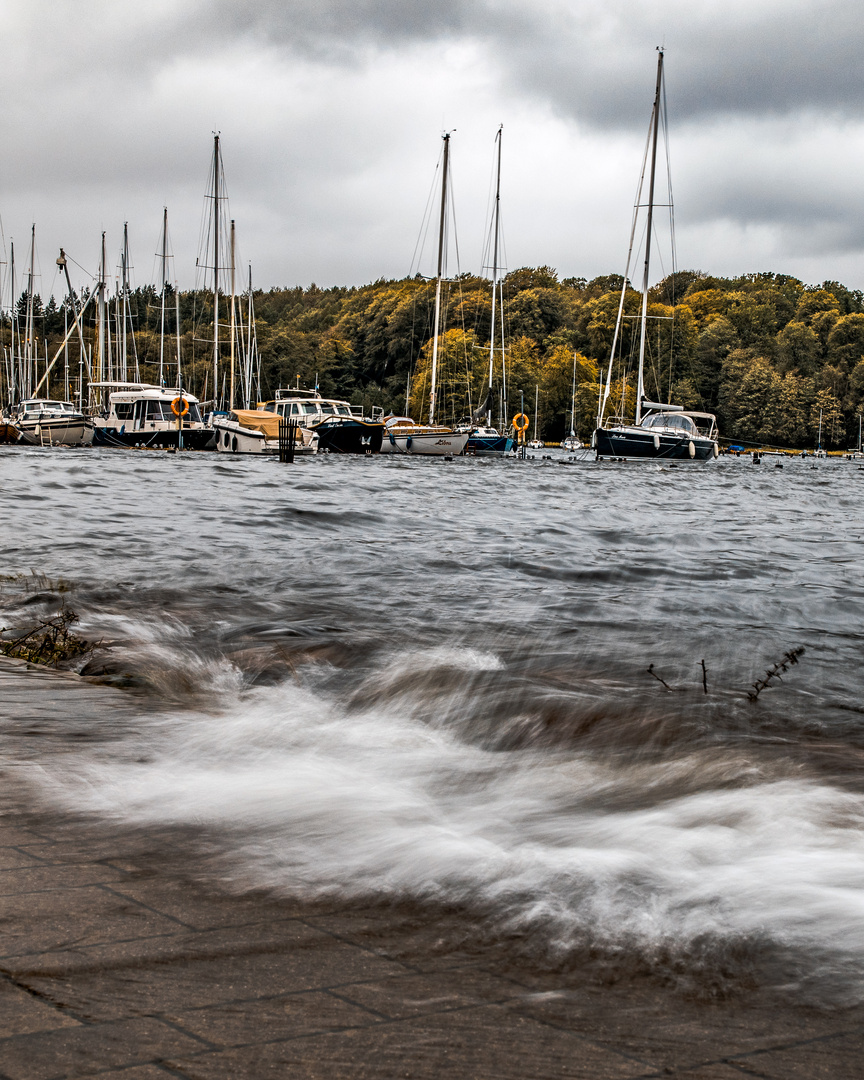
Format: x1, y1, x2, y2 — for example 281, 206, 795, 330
2, 447, 864, 1000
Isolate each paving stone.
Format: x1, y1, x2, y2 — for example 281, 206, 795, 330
305, 910, 484, 972
105, 877, 315, 931
166, 1004, 649, 1080
728, 1031, 864, 1079
0, 864, 130, 895
0, 847, 46, 871
72, 1068, 178, 1080
19, 929, 409, 1021
0, 978, 82, 1037
0, 1017, 206, 1080
164, 989, 382, 1047
0, 824, 54, 847
503, 986, 864, 1073
669, 1068, 754, 1079
335, 967, 521, 1019
0, 884, 185, 959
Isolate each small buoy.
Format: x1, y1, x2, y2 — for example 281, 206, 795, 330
688, 441, 696, 459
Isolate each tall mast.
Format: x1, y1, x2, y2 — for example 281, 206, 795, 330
229, 219, 236, 411
569, 350, 577, 437
159, 207, 168, 386
212, 133, 220, 409
25, 225, 35, 398
429, 132, 450, 426
96, 231, 107, 385
120, 223, 130, 380
175, 234, 182, 391
487, 125, 502, 428
247, 263, 257, 407
635, 49, 664, 425
9, 240, 16, 403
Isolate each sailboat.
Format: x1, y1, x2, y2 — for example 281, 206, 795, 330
457, 126, 514, 457
11, 244, 95, 447
593, 51, 719, 463
526, 383, 545, 449
562, 351, 583, 450
383, 133, 469, 457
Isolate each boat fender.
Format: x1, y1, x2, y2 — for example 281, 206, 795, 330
713, 442, 719, 459
388, 432, 396, 445
688, 441, 696, 459
406, 435, 412, 449
171, 396, 189, 417
653, 435, 660, 450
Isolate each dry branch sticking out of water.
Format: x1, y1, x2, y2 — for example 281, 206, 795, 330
0, 608, 97, 669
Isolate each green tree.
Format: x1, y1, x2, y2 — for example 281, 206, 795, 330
776, 321, 819, 376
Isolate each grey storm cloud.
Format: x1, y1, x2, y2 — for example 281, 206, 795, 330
188, 0, 864, 126
6, 0, 864, 291
19, 0, 864, 129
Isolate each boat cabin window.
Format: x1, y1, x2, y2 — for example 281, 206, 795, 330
640, 413, 695, 433
114, 403, 134, 420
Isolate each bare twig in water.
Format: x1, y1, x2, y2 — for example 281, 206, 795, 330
0, 608, 97, 668
647, 663, 674, 691
701, 658, 708, 694
747, 646, 806, 702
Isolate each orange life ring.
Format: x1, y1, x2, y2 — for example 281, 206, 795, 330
513, 413, 529, 432
171, 396, 189, 417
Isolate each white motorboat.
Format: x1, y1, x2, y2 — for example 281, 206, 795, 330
212, 408, 318, 454
90, 383, 214, 450
12, 399, 94, 447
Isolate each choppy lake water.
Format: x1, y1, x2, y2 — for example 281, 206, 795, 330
2, 447, 864, 1001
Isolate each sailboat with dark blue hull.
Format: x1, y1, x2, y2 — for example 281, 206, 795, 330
593, 50, 719, 463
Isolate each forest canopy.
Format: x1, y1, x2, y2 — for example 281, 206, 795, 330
5, 267, 864, 448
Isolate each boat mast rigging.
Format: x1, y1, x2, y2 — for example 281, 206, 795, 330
636, 48, 664, 426
429, 132, 450, 426
488, 125, 502, 429
159, 208, 168, 387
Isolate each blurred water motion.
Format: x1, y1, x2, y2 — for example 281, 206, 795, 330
2, 448, 864, 1001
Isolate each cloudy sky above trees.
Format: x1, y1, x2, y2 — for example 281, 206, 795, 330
4, 0, 864, 296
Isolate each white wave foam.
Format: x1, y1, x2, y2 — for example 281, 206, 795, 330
31, 670, 864, 991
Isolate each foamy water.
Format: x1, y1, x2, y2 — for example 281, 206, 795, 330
2, 447, 864, 997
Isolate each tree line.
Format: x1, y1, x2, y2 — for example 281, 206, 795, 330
4, 267, 864, 448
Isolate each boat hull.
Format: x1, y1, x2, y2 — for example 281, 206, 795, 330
385, 431, 470, 455
594, 426, 717, 461
465, 434, 514, 455
211, 418, 317, 455
93, 425, 215, 450
311, 418, 383, 454
17, 418, 94, 447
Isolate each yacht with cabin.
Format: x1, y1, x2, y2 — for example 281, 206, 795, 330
90, 383, 215, 450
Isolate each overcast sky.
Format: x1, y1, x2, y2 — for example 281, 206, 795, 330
4, 0, 864, 298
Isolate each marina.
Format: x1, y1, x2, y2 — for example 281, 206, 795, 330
3, 8, 864, 1075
